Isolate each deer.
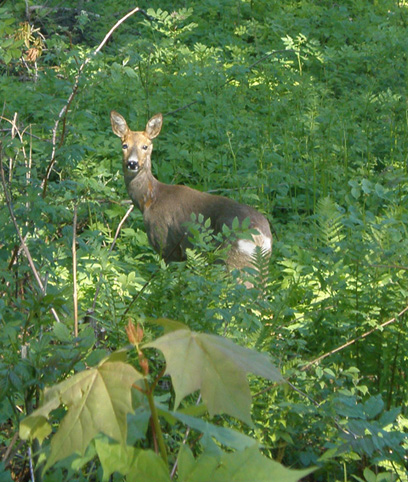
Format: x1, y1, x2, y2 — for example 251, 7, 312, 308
110, 111, 272, 283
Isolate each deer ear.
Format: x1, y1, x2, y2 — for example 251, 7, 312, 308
111, 111, 129, 138
145, 114, 163, 140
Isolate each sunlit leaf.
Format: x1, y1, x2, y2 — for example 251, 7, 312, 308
127, 450, 171, 482
177, 445, 314, 482
94, 437, 139, 482
157, 405, 256, 450
20, 356, 143, 472
145, 329, 283, 424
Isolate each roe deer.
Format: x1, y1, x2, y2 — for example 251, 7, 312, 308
110, 111, 272, 277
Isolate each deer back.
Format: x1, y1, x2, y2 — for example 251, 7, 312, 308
110, 111, 272, 270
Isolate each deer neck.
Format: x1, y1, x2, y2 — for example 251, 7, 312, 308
125, 168, 158, 214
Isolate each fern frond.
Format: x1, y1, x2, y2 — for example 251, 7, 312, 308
315, 196, 345, 249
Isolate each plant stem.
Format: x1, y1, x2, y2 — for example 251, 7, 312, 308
145, 380, 168, 467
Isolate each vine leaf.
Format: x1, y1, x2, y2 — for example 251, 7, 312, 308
20, 355, 143, 472
145, 329, 283, 425
177, 444, 314, 482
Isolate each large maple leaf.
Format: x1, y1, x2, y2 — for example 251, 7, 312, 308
177, 445, 313, 482
145, 329, 283, 425
20, 353, 142, 471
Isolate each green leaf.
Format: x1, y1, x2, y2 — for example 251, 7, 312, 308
177, 445, 314, 482
145, 330, 283, 424
364, 395, 384, 420
148, 317, 188, 333
19, 395, 59, 444
127, 404, 151, 444
127, 450, 171, 481
363, 468, 377, 482
53, 322, 72, 342
177, 446, 218, 482
157, 405, 257, 450
94, 437, 139, 481
20, 357, 143, 472
0, 461, 14, 482
379, 407, 400, 426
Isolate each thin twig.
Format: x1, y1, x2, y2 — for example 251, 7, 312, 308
0, 147, 61, 324
28, 446, 35, 482
72, 205, 78, 337
1, 431, 19, 464
0, 128, 52, 142
369, 263, 408, 271
170, 394, 202, 479
41, 6, 143, 197
119, 271, 156, 324
0, 115, 28, 162
301, 303, 408, 371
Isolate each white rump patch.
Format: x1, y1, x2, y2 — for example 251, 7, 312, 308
262, 236, 272, 252
238, 236, 272, 257
238, 239, 256, 256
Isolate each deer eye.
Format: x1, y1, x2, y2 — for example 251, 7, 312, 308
142, 145, 148, 150
122, 144, 128, 149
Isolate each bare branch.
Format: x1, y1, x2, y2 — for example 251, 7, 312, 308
301, 303, 408, 371
41, 6, 143, 197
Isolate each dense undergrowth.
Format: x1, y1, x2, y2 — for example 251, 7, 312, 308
0, 0, 407, 480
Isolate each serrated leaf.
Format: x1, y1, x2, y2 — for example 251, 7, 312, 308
53, 322, 72, 342
20, 357, 143, 472
364, 395, 384, 420
145, 330, 283, 424
242, 216, 251, 230
379, 407, 400, 427
177, 445, 314, 482
232, 216, 239, 230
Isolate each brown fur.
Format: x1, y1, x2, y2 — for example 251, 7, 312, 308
110, 111, 272, 274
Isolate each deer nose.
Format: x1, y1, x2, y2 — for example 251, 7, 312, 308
127, 160, 139, 171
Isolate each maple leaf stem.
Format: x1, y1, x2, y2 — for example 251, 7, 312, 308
144, 379, 168, 467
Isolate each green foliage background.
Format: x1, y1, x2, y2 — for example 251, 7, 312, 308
0, 0, 407, 480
